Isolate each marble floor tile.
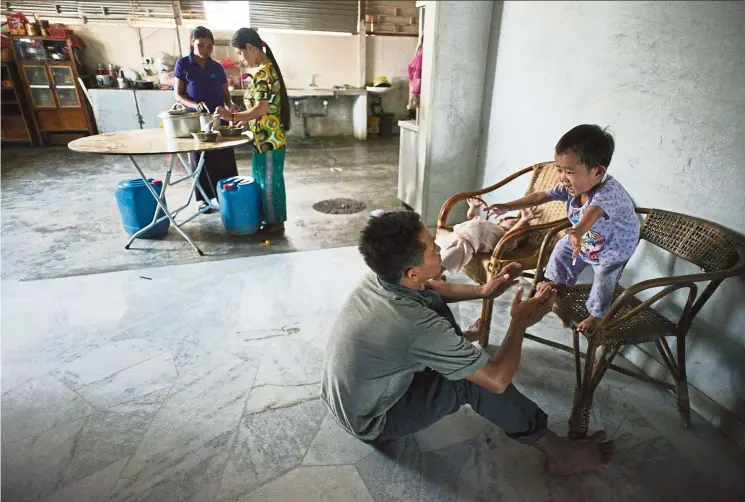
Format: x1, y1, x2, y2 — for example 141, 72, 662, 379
118, 349, 258, 493
109, 452, 227, 502
419, 428, 524, 502
621, 381, 745, 495
303, 414, 375, 466
250, 336, 324, 388
355, 436, 423, 502
52, 339, 168, 391
2, 373, 95, 443
614, 433, 741, 500
1, 418, 88, 502
240, 465, 374, 502
59, 388, 168, 488
76, 351, 178, 410
40, 457, 129, 502
414, 406, 493, 454
243, 382, 321, 415
217, 399, 327, 501
492, 439, 639, 502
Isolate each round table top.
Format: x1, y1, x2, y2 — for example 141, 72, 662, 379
68, 128, 251, 155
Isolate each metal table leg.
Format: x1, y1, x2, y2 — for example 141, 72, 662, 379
124, 153, 206, 256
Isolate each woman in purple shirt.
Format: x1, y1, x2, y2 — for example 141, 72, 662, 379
174, 26, 238, 212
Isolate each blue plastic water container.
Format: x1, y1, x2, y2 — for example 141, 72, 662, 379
217, 176, 262, 235
114, 178, 170, 238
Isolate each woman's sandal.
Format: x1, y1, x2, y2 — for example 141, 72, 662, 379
261, 223, 285, 234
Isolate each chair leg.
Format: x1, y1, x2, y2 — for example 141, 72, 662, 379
675, 335, 692, 429
479, 297, 494, 348
568, 341, 618, 440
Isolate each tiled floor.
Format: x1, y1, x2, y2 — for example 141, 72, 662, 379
0, 137, 401, 281
3, 247, 745, 501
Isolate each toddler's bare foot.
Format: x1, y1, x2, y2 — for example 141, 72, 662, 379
538, 431, 614, 476
463, 318, 484, 342
576, 315, 600, 334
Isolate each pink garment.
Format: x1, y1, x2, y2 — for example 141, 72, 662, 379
437, 219, 507, 272
407, 49, 422, 95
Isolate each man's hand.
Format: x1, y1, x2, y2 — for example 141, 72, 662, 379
510, 285, 557, 328
486, 203, 509, 219
519, 207, 542, 222
565, 228, 582, 260
475, 263, 522, 299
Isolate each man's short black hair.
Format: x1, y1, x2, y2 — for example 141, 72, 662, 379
555, 124, 615, 169
359, 211, 426, 283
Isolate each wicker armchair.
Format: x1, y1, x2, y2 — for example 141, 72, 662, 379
531, 208, 745, 439
437, 162, 568, 347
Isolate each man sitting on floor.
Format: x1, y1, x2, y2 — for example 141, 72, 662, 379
321, 211, 614, 476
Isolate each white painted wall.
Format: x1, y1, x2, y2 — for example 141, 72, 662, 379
479, 1, 745, 434
68, 23, 361, 90
366, 36, 419, 121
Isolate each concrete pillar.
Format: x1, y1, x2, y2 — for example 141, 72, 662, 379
417, 0, 494, 226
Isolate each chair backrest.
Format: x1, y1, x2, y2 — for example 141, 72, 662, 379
641, 209, 740, 273
523, 162, 568, 247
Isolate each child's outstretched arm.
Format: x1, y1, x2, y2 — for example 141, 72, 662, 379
486, 192, 550, 218
466, 198, 484, 220
566, 206, 606, 260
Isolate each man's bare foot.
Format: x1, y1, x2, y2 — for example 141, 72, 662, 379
463, 318, 484, 342
536, 431, 614, 476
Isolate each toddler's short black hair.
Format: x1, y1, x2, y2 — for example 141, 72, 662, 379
555, 124, 615, 168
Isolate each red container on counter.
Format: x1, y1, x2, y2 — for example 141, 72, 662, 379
48, 24, 70, 38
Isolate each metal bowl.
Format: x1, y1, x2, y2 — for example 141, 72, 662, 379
191, 132, 218, 143
218, 125, 245, 137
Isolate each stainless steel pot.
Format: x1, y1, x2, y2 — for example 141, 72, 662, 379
158, 103, 203, 138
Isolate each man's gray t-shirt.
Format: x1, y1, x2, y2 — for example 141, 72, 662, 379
320, 273, 489, 441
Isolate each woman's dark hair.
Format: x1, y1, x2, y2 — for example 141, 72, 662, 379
231, 27, 291, 131
190, 26, 214, 43
359, 211, 426, 283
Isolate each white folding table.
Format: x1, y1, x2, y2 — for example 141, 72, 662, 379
69, 128, 250, 255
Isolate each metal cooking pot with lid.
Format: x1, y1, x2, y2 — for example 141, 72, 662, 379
158, 103, 204, 138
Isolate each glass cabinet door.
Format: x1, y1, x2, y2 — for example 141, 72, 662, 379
49, 66, 75, 86
56, 87, 80, 107
23, 65, 56, 108
30, 87, 56, 107
50, 65, 80, 107
23, 65, 50, 86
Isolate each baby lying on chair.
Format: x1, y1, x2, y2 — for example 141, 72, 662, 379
437, 197, 540, 273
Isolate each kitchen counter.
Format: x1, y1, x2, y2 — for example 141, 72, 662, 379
229, 87, 366, 98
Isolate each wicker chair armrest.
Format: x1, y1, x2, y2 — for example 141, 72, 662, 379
617, 241, 745, 303
532, 220, 573, 286
437, 165, 535, 230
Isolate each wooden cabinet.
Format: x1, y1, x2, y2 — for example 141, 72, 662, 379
1, 61, 35, 145
10, 35, 96, 145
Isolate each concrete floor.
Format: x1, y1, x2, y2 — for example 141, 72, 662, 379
1, 137, 402, 281
2, 247, 745, 502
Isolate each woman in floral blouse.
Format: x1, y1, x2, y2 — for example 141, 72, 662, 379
216, 27, 290, 233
